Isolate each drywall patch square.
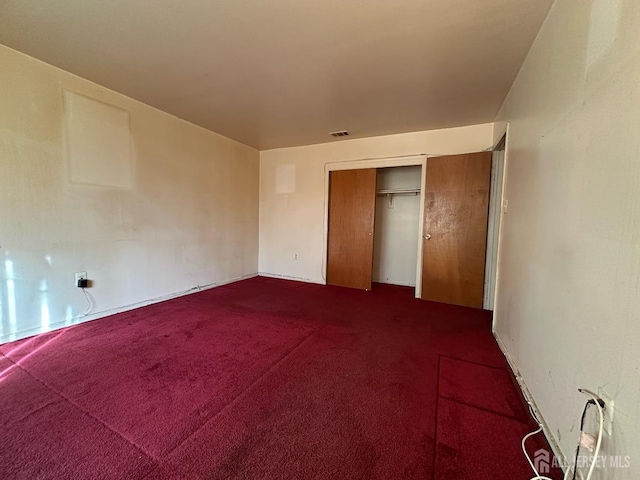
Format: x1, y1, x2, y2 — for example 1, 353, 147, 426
64, 90, 132, 188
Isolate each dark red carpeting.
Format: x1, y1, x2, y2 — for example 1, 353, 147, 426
0, 277, 561, 479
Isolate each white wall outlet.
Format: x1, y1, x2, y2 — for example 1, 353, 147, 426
75, 272, 87, 286
597, 387, 615, 435
503, 199, 509, 214
293, 253, 298, 260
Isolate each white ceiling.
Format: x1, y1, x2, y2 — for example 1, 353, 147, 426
0, 0, 553, 150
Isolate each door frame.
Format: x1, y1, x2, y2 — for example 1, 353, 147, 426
484, 125, 510, 313
322, 155, 427, 298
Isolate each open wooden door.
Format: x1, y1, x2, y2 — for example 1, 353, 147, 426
327, 169, 377, 290
420, 152, 492, 308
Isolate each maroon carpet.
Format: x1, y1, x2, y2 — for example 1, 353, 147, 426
0, 277, 561, 479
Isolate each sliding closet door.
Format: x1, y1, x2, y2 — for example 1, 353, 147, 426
327, 169, 377, 290
421, 152, 492, 308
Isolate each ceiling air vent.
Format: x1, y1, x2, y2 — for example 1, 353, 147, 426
329, 130, 350, 138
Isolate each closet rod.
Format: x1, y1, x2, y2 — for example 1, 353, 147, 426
376, 188, 421, 196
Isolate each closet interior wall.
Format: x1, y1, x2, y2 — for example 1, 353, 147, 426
372, 166, 422, 287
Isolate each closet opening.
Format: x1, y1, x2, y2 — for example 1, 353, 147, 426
324, 152, 492, 307
372, 166, 422, 294
324, 157, 426, 297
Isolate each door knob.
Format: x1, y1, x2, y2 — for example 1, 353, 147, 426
368, 232, 372, 236
423, 234, 431, 240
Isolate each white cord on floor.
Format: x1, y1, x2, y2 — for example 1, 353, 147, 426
522, 424, 554, 480
522, 403, 554, 479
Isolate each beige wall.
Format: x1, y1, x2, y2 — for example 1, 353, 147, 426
494, 0, 640, 476
0, 45, 260, 341
259, 124, 494, 283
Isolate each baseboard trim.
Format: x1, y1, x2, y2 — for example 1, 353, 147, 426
372, 280, 416, 287
258, 272, 325, 285
493, 331, 567, 470
0, 272, 259, 344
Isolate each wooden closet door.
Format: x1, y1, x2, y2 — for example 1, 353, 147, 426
327, 169, 377, 290
420, 152, 492, 308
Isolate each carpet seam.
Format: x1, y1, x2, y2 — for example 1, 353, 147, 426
9, 399, 60, 427
439, 354, 531, 421
1, 352, 60, 428
438, 353, 508, 371
431, 355, 442, 480
437, 395, 530, 424
157, 327, 321, 460
2, 355, 159, 464
139, 327, 321, 480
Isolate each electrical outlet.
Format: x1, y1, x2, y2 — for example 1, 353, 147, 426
598, 387, 615, 435
294, 253, 298, 260
75, 272, 87, 287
